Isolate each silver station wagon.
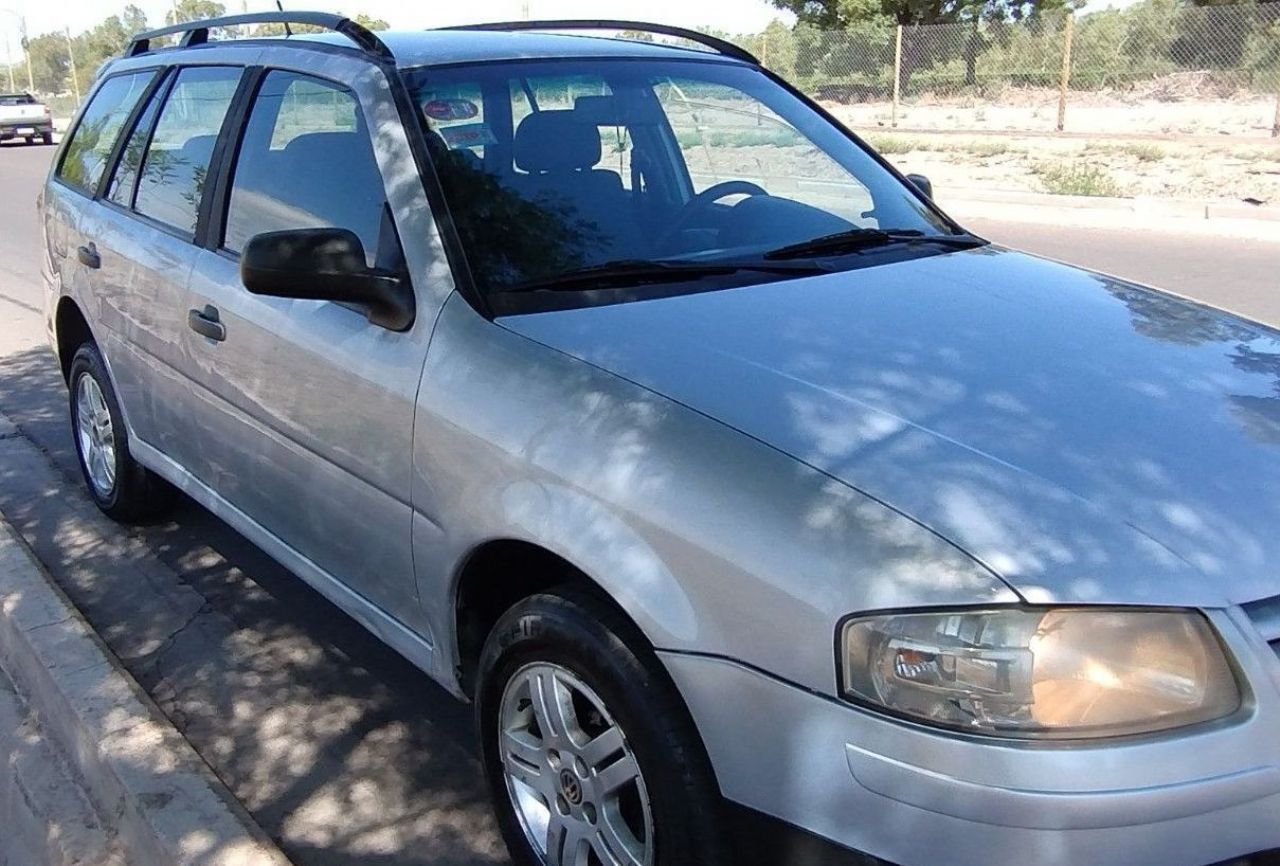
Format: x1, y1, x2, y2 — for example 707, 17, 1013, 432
38, 12, 1280, 866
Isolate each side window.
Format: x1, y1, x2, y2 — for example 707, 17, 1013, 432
106, 81, 165, 207
57, 72, 154, 194
223, 71, 386, 266
134, 66, 242, 235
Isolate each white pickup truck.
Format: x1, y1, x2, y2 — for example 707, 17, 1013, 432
0, 92, 53, 145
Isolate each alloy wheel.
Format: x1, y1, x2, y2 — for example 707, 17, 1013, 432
75, 373, 116, 496
498, 662, 654, 866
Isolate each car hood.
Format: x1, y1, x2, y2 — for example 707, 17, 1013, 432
501, 247, 1280, 608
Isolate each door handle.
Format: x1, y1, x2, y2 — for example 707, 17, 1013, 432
187, 305, 226, 342
77, 242, 100, 269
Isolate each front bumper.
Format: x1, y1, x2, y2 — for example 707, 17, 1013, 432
660, 609, 1280, 866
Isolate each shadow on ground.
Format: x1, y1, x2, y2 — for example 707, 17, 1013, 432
0, 341, 508, 866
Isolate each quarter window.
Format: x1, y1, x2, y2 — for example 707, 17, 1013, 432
57, 72, 154, 194
134, 66, 242, 235
223, 71, 386, 265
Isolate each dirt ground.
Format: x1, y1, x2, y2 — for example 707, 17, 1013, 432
847, 129, 1280, 203
825, 86, 1280, 139
812, 86, 1280, 204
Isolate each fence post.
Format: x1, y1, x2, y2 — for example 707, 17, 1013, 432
1272, 87, 1279, 139
892, 24, 903, 129
1057, 13, 1074, 133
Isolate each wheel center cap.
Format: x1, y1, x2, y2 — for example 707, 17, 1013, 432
559, 769, 583, 805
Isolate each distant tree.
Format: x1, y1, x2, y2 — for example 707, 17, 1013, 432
771, 0, 1079, 28
165, 0, 226, 25
24, 32, 69, 94
123, 5, 149, 35
253, 11, 388, 37
352, 13, 390, 31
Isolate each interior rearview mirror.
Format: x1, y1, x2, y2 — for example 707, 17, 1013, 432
240, 228, 415, 331
906, 173, 933, 200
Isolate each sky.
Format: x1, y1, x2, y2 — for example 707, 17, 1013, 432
0, 0, 1143, 51
0, 0, 795, 44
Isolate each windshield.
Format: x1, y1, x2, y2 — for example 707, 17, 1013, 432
403, 58, 960, 298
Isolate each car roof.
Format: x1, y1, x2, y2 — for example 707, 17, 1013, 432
293, 28, 748, 69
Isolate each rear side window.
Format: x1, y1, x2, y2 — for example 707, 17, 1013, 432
106, 84, 165, 207
134, 66, 242, 235
57, 73, 153, 194
223, 71, 386, 265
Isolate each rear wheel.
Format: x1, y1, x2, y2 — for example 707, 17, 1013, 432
41, 131, 53, 145
68, 343, 174, 522
23, 135, 34, 145
477, 589, 728, 866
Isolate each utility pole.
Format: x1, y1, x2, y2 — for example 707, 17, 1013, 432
4, 33, 14, 91
1, 10, 33, 92
18, 15, 31, 92
64, 26, 79, 103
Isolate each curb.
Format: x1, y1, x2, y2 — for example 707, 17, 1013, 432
937, 187, 1280, 224
0, 515, 292, 866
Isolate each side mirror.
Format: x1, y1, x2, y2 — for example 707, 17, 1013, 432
240, 228, 414, 331
906, 173, 933, 200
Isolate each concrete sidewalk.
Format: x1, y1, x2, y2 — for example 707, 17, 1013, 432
937, 187, 1280, 243
0, 487, 292, 866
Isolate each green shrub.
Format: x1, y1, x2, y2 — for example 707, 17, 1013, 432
865, 134, 914, 154
1034, 162, 1126, 197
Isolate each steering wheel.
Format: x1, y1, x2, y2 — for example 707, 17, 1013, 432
656, 180, 769, 252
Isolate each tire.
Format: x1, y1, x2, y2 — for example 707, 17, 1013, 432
24, 136, 34, 145
41, 131, 53, 146
68, 343, 174, 523
477, 588, 728, 866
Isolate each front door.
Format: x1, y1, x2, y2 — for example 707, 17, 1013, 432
180, 67, 433, 628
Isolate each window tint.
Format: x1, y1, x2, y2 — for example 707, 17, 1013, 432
57, 73, 153, 193
224, 71, 385, 265
1, 93, 36, 105
106, 84, 164, 207
134, 66, 241, 234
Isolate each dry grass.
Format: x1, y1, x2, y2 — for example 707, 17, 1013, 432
1034, 162, 1127, 197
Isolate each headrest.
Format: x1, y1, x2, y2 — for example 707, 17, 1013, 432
283, 132, 361, 161
514, 110, 600, 174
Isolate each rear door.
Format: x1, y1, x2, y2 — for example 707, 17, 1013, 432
48, 70, 158, 433
79, 65, 245, 456
180, 64, 435, 628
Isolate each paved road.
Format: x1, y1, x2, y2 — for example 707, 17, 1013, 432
0, 140, 1277, 866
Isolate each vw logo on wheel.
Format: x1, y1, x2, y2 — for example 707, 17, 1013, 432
559, 769, 583, 805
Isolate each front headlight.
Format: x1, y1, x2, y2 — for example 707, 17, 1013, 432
840, 608, 1240, 739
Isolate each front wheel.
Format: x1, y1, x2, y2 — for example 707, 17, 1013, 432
477, 590, 728, 866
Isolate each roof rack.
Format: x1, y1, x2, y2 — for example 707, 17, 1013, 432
125, 11, 393, 62
438, 20, 759, 65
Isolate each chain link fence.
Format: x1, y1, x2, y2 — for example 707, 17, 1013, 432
743, 4, 1280, 138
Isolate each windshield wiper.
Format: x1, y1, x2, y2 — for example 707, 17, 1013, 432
500, 258, 826, 294
764, 228, 986, 261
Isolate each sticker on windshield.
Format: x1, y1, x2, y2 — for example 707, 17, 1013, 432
439, 123, 497, 149
423, 98, 479, 121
